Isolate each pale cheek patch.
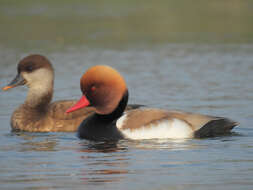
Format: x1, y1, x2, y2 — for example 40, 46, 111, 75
23, 69, 53, 93
119, 118, 194, 140
23, 68, 54, 106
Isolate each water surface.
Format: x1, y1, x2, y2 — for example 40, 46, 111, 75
0, 1, 253, 190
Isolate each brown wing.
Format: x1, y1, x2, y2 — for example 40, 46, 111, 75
117, 108, 172, 131
48, 100, 95, 120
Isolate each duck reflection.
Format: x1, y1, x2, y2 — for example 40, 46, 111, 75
78, 140, 130, 184
79, 140, 128, 153
13, 131, 58, 152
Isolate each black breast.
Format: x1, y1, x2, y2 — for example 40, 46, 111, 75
77, 90, 130, 141
77, 113, 124, 141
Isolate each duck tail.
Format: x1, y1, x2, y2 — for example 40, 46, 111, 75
194, 118, 239, 138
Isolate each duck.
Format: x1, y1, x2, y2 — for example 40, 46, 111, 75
66, 65, 238, 141
2, 54, 97, 132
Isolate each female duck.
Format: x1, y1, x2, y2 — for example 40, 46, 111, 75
2, 55, 95, 132
66, 65, 238, 141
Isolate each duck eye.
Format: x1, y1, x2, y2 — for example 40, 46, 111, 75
91, 86, 96, 92
26, 65, 33, 72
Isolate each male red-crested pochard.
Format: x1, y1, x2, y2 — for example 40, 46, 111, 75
2, 55, 96, 132
66, 65, 238, 141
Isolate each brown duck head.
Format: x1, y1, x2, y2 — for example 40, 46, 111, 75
2, 54, 54, 91
66, 65, 127, 115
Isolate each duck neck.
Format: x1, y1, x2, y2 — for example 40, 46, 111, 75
96, 90, 128, 122
24, 80, 54, 110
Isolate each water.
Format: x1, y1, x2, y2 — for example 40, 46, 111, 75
1, 1, 253, 190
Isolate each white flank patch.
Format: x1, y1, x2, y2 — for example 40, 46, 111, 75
116, 113, 128, 129
119, 118, 194, 140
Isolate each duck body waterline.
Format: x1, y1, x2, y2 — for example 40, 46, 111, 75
116, 108, 237, 140
67, 65, 238, 141
11, 100, 94, 132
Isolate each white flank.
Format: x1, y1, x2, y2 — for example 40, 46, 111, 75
116, 113, 128, 129
118, 118, 194, 140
